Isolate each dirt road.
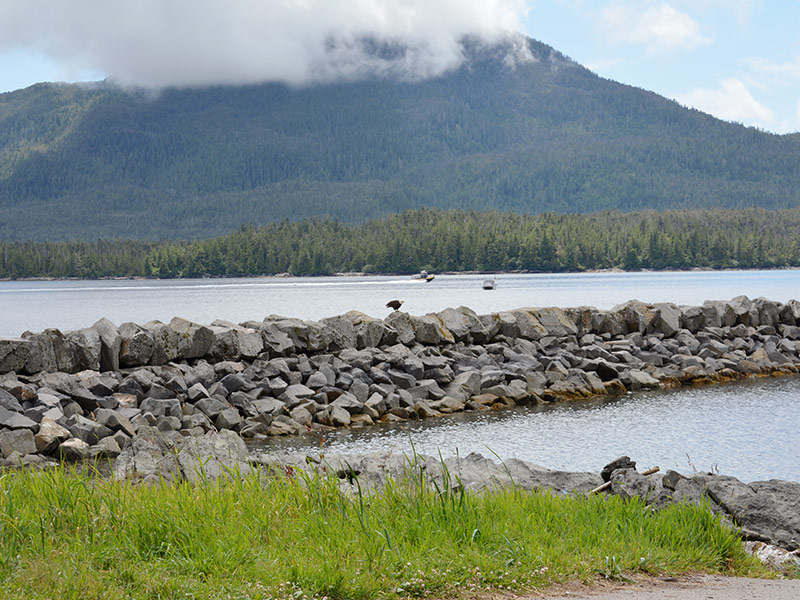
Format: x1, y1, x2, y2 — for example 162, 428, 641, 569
536, 574, 800, 599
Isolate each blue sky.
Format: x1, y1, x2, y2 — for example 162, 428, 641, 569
1, 1, 798, 133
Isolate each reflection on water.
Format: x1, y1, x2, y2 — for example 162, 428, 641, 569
255, 375, 800, 484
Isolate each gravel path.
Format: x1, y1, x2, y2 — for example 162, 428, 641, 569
534, 575, 800, 599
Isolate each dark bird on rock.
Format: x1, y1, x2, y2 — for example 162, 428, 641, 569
386, 299, 404, 311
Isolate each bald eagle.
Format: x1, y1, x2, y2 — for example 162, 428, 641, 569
386, 299, 404, 311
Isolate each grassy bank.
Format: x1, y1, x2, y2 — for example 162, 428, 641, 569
0, 461, 769, 600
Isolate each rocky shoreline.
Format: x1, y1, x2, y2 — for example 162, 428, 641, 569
2, 295, 800, 466
110, 428, 800, 565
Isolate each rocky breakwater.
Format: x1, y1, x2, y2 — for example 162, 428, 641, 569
2, 295, 800, 466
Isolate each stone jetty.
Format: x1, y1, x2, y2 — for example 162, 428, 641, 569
2, 295, 800, 466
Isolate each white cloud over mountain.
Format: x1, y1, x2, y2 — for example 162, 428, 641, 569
676, 78, 774, 125
601, 2, 711, 53
0, 0, 530, 87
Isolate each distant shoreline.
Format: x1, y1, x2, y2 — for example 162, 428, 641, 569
2, 265, 799, 284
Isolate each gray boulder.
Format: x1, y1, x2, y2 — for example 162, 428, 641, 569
0, 428, 37, 458
169, 317, 214, 359
346, 311, 387, 348
384, 311, 416, 345
64, 328, 102, 372
320, 314, 358, 351
0, 406, 38, 430
34, 417, 72, 454
694, 474, 800, 550
114, 435, 181, 482
437, 306, 486, 343
0, 338, 31, 374
118, 322, 156, 367
92, 318, 121, 372
58, 438, 91, 462
20, 330, 60, 374
532, 307, 580, 337
178, 430, 252, 483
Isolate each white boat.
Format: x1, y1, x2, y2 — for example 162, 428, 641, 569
412, 270, 435, 282
482, 279, 496, 290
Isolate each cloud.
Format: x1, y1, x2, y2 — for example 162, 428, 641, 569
0, 0, 531, 88
675, 78, 774, 124
744, 56, 800, 81
601, 2, 711, 53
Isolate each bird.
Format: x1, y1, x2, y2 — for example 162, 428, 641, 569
386, 299, 404, 311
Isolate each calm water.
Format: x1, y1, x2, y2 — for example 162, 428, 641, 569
2, 269, 800, 338
2, 269, 799, 482
258, 376, 800, 483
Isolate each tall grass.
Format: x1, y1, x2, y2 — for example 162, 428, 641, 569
0, 460, 768, 600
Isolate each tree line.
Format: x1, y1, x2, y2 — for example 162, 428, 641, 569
1, 207, 799, 279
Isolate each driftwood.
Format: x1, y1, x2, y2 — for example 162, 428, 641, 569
588, 466, 660, 496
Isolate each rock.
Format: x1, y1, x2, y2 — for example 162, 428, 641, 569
0, 428, 37, 458
330, 404, 352, 427
344, 311, 386, 348
64, 328, 102, 372
35, 417, 73, 454
215, 407, 243, 430
0, 406, 38, 430
246, 321, 295, 357
114, 435, 181, 482
694, 474, 800, 550
331, 392, 363, 414
194, 396, 228, 420
601, 456, 636, 482
410, 314, 455, 345
729, 295, 759, 327
118, 322, 156, 367
58, 438, 91, 462
207, 325, 241, 360
95, 436, 122, 458
92, 318, 121, 372
610, 468, 654, 501
267, 415, 302, 435
532, 307, 580, 337
0, 388, 23, 412
0, 338, 32, 374
211, 321, 264, 359
177, 430, 251, 483
384, 311, 416, 345
652, 303, 681, 336
437, 306, 486, 343
503, 310, 548, 341
139, 398, 182, 419
20, 330, 59, 374
320, 314, 358, 351
627, 369, 660, 390
94, 408, 136, 437
305, 371, 329, 390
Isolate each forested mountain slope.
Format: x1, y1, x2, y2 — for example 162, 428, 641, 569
0, 37, 798, 240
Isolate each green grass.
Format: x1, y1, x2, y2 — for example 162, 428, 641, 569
0, 459, 770, 600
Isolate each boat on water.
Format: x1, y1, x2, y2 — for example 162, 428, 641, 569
482, 279, 496, 290
412, 270, 436, 282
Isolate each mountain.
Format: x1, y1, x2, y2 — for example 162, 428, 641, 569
1, 37, 799, 241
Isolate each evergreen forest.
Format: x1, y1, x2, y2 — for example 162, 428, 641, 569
2, 208, 798, 279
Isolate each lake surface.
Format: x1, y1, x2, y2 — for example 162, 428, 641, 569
257, 375, 800, 484
2, 269, 800, 338
2, 269, 799, 482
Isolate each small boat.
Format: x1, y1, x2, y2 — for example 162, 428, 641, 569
412, 270, 435, 282
482, 279, 496, 290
